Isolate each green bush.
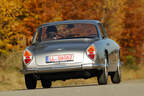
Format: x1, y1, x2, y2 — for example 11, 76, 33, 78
125, 55, 138, 70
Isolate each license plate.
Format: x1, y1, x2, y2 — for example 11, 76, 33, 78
46, 54, 73, 63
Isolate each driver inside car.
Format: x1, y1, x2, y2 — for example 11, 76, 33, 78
46, 26, 58, 40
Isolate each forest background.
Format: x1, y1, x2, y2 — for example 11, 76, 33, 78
0, 0, 144, 90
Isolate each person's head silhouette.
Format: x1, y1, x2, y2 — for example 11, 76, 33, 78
46, 26, 57, 39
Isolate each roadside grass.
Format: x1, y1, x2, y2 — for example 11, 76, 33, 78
0, 51, 144, 91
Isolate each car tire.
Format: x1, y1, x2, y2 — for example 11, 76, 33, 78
41, 80, 52, 88
97, 57, 108, 85
25, 74, 37, 89
110, 58, 121, 84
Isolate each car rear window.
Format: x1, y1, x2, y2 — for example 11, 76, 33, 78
37, 23, 99, 42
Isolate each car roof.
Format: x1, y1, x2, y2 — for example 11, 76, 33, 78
39, 20, 101, 28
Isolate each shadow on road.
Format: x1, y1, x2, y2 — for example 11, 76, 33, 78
52, 83, 98, 89
18, 83, 98, 91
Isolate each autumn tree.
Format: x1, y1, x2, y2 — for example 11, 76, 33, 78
16, 0, 107, 45
57, 0, 105, 20
119, 0, 144, 64
15, 0, 63, 46
102, 0, 126, 41
0, 0, 144, 66
0, 0, 25, 55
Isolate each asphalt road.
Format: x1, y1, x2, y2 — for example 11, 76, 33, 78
0, 80, 144, 96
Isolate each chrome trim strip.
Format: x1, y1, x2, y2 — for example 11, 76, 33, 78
21, 64, 105, 74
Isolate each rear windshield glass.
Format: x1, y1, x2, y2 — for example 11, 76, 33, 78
37, 23, 99, 42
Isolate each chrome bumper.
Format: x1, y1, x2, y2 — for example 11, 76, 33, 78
21, 64, 105, 74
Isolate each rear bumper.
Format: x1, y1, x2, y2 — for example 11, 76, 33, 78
21, 63, 105, 74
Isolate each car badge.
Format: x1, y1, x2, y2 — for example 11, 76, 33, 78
57, 48, 63, 51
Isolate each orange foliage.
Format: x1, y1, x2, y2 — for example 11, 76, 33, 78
0, 0, 144, 65
119, 0, 144, 64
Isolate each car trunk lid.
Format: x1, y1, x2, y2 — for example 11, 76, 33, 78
34, 38, 95, 66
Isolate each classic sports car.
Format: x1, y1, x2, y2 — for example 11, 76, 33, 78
22, 20, 121, 89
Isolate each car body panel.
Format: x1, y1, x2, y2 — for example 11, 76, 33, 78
22, 20, 121, 77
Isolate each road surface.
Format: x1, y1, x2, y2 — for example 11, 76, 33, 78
0, 79, 144, 96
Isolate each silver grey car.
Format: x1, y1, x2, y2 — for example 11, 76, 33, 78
21, 20, 121, 89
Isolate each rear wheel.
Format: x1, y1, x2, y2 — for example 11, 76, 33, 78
97, 57, 108, 85
25, 74, 37, 89
110, 58, 121, 84
41, 80, 52, 88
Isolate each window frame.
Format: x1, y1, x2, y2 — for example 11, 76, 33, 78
97, 23, 108, 40
33, 23, 100, 43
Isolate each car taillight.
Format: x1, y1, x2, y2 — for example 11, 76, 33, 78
87, 45, 96, 60
23, 49, 32, 64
